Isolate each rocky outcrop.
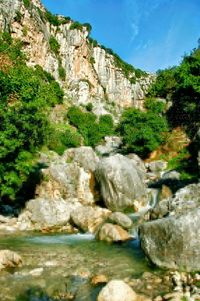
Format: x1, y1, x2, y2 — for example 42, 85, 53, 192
0, 250, 22, 270
97, 223, 131, 242
0, 0, 153, 118
95, 154, 147, 211
35, 147, 101, 206
140, 183, 200, 271
140, 208, 200, 271
150, 183, 200, 220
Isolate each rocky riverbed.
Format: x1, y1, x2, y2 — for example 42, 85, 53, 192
0, 144, 200, 300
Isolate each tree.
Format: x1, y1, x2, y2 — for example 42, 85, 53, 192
118, 108, 168, 157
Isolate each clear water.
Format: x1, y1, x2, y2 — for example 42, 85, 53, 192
0, 233, 156, 301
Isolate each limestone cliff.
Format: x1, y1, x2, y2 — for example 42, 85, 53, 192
0, 0, 154, 116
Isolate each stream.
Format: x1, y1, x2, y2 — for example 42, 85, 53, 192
0, 232, 159, 301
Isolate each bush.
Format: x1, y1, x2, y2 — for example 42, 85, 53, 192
118, 108, 169, 157
45, 10, 71, 26
58, 60, 66, 80
83, 23, 92, 33
47, 127, 81, 155
145, 98, 165, 114
70, 22, 83, 31
67, 106, 114, 147
49, 36, 60, 55
23, 0, 30, 9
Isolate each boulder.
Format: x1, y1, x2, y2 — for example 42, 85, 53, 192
97, 280, 137, 301
19, 198, 81, 229
126, 153, 146, 173
95, 136, 122, 156
71, 206, 111, 233
97, 223, 131, 242
95, 154, 146, 211
147, 160, 168, 173
140, 208, 200, 271
0, 250, 22, 270
151, 183, 200, 219
62, 146, 99, 172
108, 212, 133, 229
36, 161, 95, 205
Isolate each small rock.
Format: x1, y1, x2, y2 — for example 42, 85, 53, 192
0, 250, 22, 270
29, 267, 44, 276
97, 280, 137, 301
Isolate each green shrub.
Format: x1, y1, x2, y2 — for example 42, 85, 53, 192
23, 0, 30, 9
58, 60, 66, 80
118, 108, 169, 157
70, 22, 83, 31
85, 103, 93, 112
83, 23, 92, 33
45, 10, 71, 26
67, 106, 114, 147
145, 98, 165, 114
89, 57, 95, 64
49, 36, 60, 55
47, 127, 81, 155
88, 38, 98, 47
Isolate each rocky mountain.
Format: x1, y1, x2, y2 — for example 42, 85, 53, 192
0, 0, 154, 117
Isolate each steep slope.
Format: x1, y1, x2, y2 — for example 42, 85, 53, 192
0, 0, 154, 116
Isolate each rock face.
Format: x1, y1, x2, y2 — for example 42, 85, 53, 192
97, 280, 137, 301
0, 0, 153, 117
95, 154, 146, 211
140, 183, 200, 271
140, 209, 200, 271
0, 250, 22, 270
97, 223, 131, 242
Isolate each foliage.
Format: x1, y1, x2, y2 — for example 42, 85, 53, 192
45, 10, 71, 26
88, 37, 98, 47
67, 106, 114, 147
85, 102, 93, 112
49, 36, 60, 55
83, 23, 92, 33
70, 21, 84, 31
58, 60, 66, 80
145, 97, 165, 114
23, 0, 30, 9
70, 21, 92, 32
148, 44, 200, 136
0, 34, 64, 200
47, 126, 81, 155
118, 108, 169, 157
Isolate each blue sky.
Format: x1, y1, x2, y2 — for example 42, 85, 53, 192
41, 0, 200, 72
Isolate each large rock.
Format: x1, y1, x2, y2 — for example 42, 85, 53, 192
97, 223, 131, 242
71, 206, 111, 233
95, 154, 146, 211
36, 161, 95, 205
140, 208, 200, 271
150, 183, 200, 220
62, 146, 99, 172
97, 280, 137, 301
108, 212, 133, 229
18, 198, 81, 230
0, 250, 22, 270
